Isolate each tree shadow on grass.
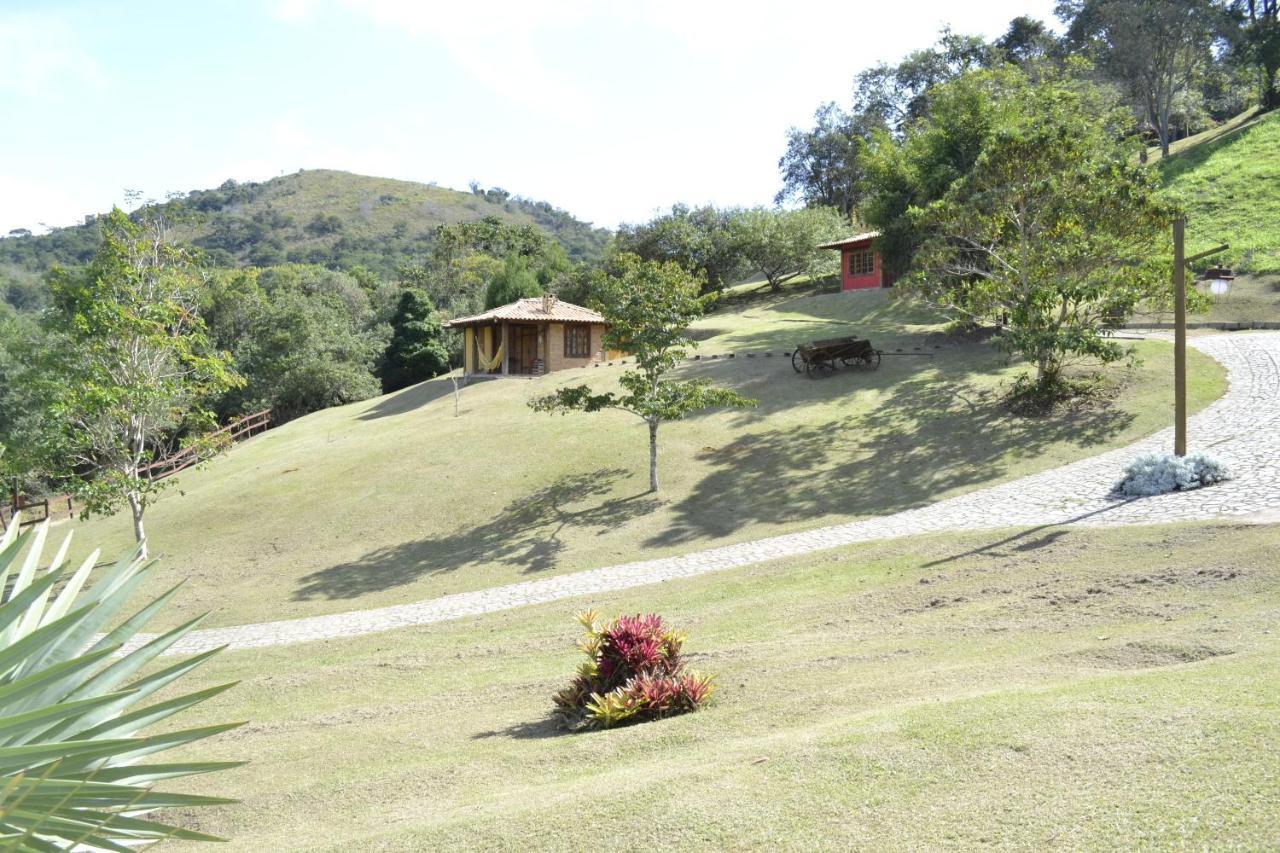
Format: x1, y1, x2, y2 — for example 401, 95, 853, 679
647, 376, 1136, 548
357, 375, 460, 420
292, 467, 663, 601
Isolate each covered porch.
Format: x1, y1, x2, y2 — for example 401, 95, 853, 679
448, 295, 611, 378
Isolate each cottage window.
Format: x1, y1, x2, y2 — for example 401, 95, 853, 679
564, 325, 591, 358
849, 249, 875, 277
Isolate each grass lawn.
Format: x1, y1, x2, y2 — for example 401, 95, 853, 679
161, 519, 1280, 850
1159, 108, 1280, 277
62, 288, 1226, 631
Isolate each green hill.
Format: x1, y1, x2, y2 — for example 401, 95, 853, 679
64, 287, 1224, 632
1153, 108, 1280, 323
1159, 108, 1280, 278
0, 169, 610, 280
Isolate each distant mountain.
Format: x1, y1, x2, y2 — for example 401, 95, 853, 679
0, 170, 611, 279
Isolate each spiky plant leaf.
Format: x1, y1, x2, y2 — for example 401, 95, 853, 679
0, 513, 242, 851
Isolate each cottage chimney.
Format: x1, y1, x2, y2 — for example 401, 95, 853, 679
542, 293, 556, 314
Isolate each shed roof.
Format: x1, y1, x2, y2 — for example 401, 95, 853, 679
448, 297, 606, 327
817, 231, 881, 250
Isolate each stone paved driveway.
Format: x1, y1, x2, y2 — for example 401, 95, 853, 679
145, 332, 1280, 656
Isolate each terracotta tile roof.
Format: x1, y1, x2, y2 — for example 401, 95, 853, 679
448, 297, 606, 327
817, 231, 881, 250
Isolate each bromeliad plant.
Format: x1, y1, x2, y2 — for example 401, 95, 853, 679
554, 610, 713, 729
0, 514, 242, 851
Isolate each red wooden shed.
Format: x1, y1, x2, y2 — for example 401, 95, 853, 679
818, 231, 893, 291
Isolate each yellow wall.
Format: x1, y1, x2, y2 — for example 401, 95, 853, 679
463, 328, 475, 374
545, 323, 607, 372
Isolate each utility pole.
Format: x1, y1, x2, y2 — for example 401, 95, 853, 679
1172, 219, 1229, 458
1173, 218, 1187, 457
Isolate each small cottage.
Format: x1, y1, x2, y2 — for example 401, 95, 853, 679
448, 295, 611, 377
818, 231, 894, 291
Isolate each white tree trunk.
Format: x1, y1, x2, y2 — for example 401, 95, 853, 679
648, 419, 659, 492
127, 491, 148, 560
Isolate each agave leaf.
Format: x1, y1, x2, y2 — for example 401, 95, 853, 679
0, 692, 137, 746
63, 760, 245, 786
66, 722, 245, 770
0, 604, 96, 684
0, 569, 71, 662
0, 648, 120, 720
40, 548, 99, 627
76, 607, 204, 698
53, 645, 225, 741
74, 682, 238, 743
0, 738, 142, 776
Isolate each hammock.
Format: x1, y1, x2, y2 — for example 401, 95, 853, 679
476, 341, 505, 372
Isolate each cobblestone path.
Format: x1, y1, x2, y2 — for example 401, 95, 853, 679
147, 332, 1280, 656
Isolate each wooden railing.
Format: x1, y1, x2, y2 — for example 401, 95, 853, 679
0, 494, 74, 530
138, 408, 273, 483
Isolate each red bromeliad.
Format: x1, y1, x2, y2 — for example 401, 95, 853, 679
554, 610, 714, 729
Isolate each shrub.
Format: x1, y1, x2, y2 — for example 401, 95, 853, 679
554, 611, 713, 729
0, 514, 241, 849
1115, 451, 1231, 496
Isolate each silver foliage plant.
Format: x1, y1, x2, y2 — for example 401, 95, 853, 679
1115, 451, 1231, 497
0, 513, 242, 851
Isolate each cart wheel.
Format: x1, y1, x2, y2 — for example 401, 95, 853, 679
791, 349, 805, 373
817, 359, 835, 377
805, 359, 818, 378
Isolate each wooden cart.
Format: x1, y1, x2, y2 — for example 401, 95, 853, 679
791, 336, 882, 377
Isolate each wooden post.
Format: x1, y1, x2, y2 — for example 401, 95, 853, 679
501, 323, 509, 375
1173, 217, 1187, 457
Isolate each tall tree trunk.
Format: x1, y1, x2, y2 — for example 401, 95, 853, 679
648, 419, 659, 492
127, 491, 148, 560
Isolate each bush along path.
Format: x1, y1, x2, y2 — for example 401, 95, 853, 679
127, 332, 1280, 656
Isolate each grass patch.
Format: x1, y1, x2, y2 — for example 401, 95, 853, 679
62, 289, 1226, 631
1159, 108, 1280, 277
161, 520, 1280, 850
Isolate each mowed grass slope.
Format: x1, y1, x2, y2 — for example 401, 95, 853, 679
1160, 108, 1280, 278
163, 520, 1280, 850
65, 288, 1225, 631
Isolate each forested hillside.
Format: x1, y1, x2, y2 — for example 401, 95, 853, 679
0, 169, 610, 279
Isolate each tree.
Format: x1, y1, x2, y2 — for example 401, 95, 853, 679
1231, 0, 1280, 108
484, 254, 543, 308
381, 288, 450, 392
1059, 0, 1227, 155
613, 204, 744, 292
731, 207, 849, 292
905, 72, 1174, 393
775, 104, 884, 218
37, 208, 240, 557
205, 266, 387, 423
862, 67, 1018, 279
529, 255, 754, 492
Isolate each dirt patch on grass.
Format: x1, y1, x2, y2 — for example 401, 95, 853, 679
1068, 641, 1234, 670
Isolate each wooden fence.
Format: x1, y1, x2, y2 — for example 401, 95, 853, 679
0, 493, 74, 530
1, 409, 272, 531
138, 408, 273, 482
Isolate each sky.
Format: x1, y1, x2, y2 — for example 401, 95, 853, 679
0, 0, 1057, 235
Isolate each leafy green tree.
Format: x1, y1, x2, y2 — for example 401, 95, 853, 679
36, 209, 240, 557
776, 105, 885, 219
1230, 0, 1280, 108
381, 288, 450, 392
613, 204, 744, 292
484, 254, 543, 308
530, 255, 754, 492
730, 207, 848, 292
905, 71, 1174, 392
862, 67, 1017, 278
1058, 0, 1228, 155
206, 266, 387, 423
